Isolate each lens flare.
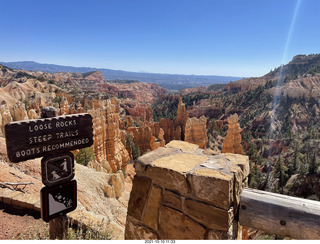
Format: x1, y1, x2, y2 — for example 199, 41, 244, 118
267, 0, 302, 189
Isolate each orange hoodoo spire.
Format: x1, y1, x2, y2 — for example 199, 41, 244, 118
222, 113, 244, 155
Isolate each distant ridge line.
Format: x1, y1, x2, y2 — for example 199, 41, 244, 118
0, 61, 243, 89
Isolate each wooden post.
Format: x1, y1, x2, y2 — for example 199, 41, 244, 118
49, 215, 69, 240
41, 107, 69, 240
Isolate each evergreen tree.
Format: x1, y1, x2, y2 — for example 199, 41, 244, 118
309, 153, 320, 174
75, 147, 95, 166
273, 157, 288, 193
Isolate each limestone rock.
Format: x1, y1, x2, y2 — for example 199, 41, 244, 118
159, 118, 181, 142
158, 205, 206, 239
184, 116, 208, 148
125, 140, 250, 240
222, 114, 244, 154
88, 107, 107, 166
158, 96, 208, 149
98, 82, 167, 104
125, 216, 158, 240
0, 113, 2, 137
0, 105, 13, 136
105, 98, 130, 172
9, 101, 28, 121
127, 122, 165, 155
173, 96, 189, 138
27, 109, 40, 119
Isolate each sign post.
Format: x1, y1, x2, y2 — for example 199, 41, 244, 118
4, 107, 94, 239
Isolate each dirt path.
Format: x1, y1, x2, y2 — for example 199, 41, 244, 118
0, 202, 49, 240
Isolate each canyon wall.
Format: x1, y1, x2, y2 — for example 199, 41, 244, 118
0, 92, 209, 176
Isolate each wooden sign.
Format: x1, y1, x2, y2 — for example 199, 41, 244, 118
41, 180, 77, 222
41, 152, 75, 187
5, 113, 93, 163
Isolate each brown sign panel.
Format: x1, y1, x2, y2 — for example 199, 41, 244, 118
41, 180, 77, 222
5, 113, 93, 163
41, 152, 75, 187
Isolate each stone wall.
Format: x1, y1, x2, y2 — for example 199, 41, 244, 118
125, 140, 249, 240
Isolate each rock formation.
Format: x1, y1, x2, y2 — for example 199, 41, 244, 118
0, 104, 13, 136
121, 101, 153, 122
184, 116, 208, 148
9, 101, 28, 121
157, 96, 208, 149
173, 96, 189, 139
222, 114, 244, 154
98, 82, 167, 104
159, 118, 182, 142
27, 109, 40, 119
105, 98, 130, 173
126, 122, 165, 155
88, 107, 109, 172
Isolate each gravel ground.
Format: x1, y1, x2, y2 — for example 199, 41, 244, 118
0, 202, 49, 240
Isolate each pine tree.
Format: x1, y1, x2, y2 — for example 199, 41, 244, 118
75, 147, 95, 166
273, 157, 288, 193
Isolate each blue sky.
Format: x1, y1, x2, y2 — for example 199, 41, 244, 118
0, 0, 319, 77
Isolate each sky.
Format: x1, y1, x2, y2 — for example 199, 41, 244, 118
1, 0, 320, 77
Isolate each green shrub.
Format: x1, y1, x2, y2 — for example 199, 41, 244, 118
75, 147, 95, 166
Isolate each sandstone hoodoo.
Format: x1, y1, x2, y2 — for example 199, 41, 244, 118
222, 113, 244, 155
157, 96, 208, 149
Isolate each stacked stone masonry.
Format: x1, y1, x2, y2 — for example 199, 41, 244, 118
125, 140, 249, 240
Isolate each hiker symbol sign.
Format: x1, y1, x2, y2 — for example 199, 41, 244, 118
41, 152, 75, 187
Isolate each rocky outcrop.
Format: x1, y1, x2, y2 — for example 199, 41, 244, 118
88, 107, 109, 172
82, 98, 130, 174
121, 101, 153, 122
222, 114, 244, 155
126, 122, 165, 155
125, 140, 250, 240
98, 82, 167, 104
0, 64, 33, 85
0, 79, 62, 108
158, 96, 208, 149
173, 96, 189, 139
185, 116, 208, 149
27, 109, 40, 119
267, 75, 320, 99
105, 98, 130, 173
0, 104, 13, 136
83, 71, 104, 83
225, 77, 268, 92
159, 118, 182, 143
9, 101, 28, 121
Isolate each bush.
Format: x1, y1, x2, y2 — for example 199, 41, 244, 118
75, 147, 95, 166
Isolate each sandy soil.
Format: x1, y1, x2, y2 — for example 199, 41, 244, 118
0, 202, 49, 240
